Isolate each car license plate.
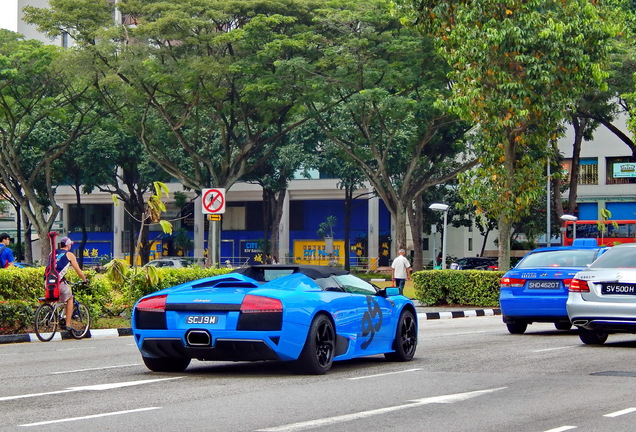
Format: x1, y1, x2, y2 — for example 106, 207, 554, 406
186, 315, 218, 324
601, 284, 636, 295
528, 280, 560, 289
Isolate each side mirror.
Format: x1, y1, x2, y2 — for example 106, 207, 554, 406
385, 287, 400, 297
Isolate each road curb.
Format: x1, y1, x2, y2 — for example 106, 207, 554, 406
417, 308, 501, 320
0, 309, 501, 344
0, 327, 133, 345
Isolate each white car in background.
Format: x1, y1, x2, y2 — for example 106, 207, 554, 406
567, 243, 636, 345
143, 257, 205, 268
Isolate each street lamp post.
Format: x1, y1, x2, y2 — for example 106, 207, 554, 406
560, 214, 578, 245
429, 203, 450, 270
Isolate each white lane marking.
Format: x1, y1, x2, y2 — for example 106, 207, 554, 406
532, 346, 577, 353
542, 427, 577, 432
348, 368, 422, 380
0, 377, 182, 402
256, 387, 507, 432
604, 407, 636, 417
56, 346, 96, 352
69, 377, 182, 391
425, 330, 491, 338
51, 363, 141, 374
19, 407, 161, 427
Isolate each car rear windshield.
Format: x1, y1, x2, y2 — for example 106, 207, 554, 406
516, 249, 598, 268
589, 247, 636, 269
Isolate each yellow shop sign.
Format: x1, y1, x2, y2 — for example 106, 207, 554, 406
294, 240, 345, 265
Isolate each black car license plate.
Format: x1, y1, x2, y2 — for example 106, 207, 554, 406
528, 280, 560, 289
186, 315, 218, 324
601, 284, 636, 295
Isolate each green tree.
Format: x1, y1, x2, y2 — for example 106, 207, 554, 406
25, 0, 331, 266
61, 118, 171, 265
318, 142, 369, 271
394, 0, 619, 269
307, 0, 474, 259
0, 30, 103, 259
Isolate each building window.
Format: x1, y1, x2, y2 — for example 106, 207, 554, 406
578, 158, 598, 185
562, 158, 598, 185
224, 206, 246, 230
606, 157, 636, 185
468, 237, 473, 252
69, 204, 113, 232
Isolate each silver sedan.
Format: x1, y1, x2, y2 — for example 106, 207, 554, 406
567, 243, 636, 345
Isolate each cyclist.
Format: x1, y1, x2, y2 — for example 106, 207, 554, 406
55, 237, 88, 331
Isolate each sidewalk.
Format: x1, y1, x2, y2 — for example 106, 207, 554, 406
0, 304, 501, 345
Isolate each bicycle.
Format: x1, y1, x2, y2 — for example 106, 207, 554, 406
34, 282, 90, 342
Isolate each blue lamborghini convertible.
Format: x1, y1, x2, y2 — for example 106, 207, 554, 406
132, 265, 418, 374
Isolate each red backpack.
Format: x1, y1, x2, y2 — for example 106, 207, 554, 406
44, 232, 61, 301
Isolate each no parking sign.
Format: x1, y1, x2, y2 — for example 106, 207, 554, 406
202, 188, 226, 214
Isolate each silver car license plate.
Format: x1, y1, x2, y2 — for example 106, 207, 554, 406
186, 315, 218, 324
601, 284, 636, 295
528, 280, 560, 289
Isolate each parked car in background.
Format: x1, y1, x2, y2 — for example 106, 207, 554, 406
132, 264, 417, 374
143, 257, 205, 268
499, 239, 608, 334
567, 243, 636, 345
14, 262, 37, 268
451, 257, 498, 270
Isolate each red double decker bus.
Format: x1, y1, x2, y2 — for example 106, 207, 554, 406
563, 220, 636, 246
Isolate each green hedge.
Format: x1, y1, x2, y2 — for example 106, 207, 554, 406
0, 266, 233, 335
412, 270, 504, 307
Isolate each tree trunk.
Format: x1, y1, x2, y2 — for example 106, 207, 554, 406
499, 134, 516, 271
262, 187, 286, 263
567, 114, 586, 216
408, 194, 424, 271
343, 187, 353, 271
74, 186, 86, 268
394, 205, 408, 253
498, 214, 512, 272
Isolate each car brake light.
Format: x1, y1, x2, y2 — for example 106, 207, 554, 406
240, 295, 283, 313
136, 295, 168, 312
569, 279, 590, 292
563, 278, 572, 287
501, 277, 525, 288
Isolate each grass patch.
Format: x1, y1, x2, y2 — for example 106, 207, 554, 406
93, 316, 131, 329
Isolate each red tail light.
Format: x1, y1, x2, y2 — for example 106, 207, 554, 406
501, 277, 525, 288
136, 295, 168, 312
240, 295, 283, 313
569, 279, 590, 292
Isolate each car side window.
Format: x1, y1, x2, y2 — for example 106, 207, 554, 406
314, 276, 345, 292
334, 274, 378, 295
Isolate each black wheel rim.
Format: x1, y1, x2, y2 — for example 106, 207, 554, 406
400, 315, 417, 356
315, 321, 335, 367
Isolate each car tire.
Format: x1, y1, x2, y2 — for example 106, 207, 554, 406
578, 328, 608, 345
506, 322, 528, 334
385, 309, 417, 362
554, 322, 572, 331
295, 314, 335, 375
142, 355, 191, 372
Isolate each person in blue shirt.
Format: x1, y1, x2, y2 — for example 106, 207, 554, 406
56, 237, 88, 331
0, 233, 15, 268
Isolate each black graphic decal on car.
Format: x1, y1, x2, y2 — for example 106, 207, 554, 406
361, 296, 383, 349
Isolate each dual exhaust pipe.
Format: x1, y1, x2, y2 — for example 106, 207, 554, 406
186, 329, 211, 347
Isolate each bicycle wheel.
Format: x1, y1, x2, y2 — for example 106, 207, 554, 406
69, 302, 90, 339
34, 303, 57, 342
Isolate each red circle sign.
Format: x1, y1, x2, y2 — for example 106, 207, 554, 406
202, 188, 225, 214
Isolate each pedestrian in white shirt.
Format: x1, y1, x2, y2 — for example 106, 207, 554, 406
391, 248, 411, 294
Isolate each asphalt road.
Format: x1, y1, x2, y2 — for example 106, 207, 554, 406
2, 315, 636, 432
